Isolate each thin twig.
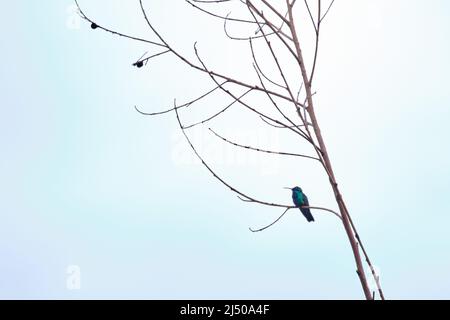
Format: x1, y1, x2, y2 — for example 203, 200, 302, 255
209, 128, 320, 160
183, 89, 252, 129
250, 208, 290, 232
135, 81, 227, 116
249, 205, 342, 233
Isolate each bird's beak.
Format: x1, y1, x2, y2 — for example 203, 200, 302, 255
283, 187, 292, 190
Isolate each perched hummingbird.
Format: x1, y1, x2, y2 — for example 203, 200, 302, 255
285, 186, 315, 222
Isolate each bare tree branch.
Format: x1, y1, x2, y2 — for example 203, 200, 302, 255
182, 88, 252, 129
250, 208, 290, 232
135, 81, 227, 116
209, 128, 320, 160
250, 205, 342, 232
174, 100, 297, 210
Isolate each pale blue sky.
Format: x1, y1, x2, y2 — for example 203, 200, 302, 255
1, 0, 449, 299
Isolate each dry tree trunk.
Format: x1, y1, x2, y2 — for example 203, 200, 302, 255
286, 3, 372, 299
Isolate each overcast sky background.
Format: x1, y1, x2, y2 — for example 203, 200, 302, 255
1, 0, 450, 299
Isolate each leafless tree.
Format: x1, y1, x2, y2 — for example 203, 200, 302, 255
75, 0, 384, 300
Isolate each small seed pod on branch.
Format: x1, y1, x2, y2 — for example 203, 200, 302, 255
133, 61, 144, 68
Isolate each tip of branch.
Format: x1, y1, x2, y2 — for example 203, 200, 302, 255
134, 105, 145, 114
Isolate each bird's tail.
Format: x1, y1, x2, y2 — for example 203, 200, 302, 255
300, 208, 315, 222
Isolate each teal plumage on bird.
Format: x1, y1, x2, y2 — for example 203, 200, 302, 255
285, 186, 315, 222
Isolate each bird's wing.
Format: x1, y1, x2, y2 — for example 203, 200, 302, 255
303, 194, 309, 206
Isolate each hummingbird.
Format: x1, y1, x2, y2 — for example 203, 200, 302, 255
285, 186, 314, 222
